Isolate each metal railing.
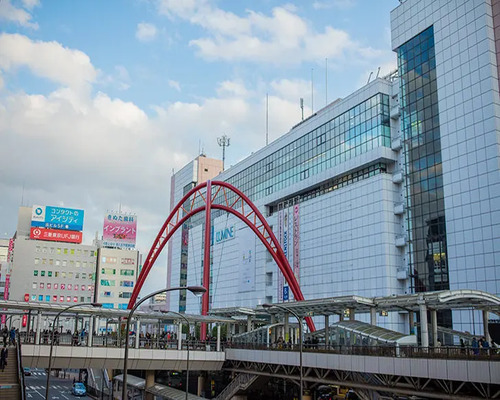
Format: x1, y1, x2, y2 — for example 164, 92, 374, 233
227, 342, 500, 360
16, 331, 26, 400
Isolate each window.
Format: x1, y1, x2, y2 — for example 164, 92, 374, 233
34, 270, 38, 276
68, 284, 72, 290
76, 261, 81, 268
34, 258, 40, 265
75, 273, 79, 279
62, 272, 66, 278
32, 282, 37, 289
57, 248, 61, 254
41, 271, 45, 277
63, 248, 68, 254
70, 249, 75, 255
62, 260, 67, 267
55, 260, 60, 266
74, 284, 79, 290
54, 284, 58, 289
68, 272, 73, 279
120, 281, 134, 287
47, 283, 51, 289
120, 269, 134, 276
119, 292, 132, 298
39, 283, 44, 289
61, 284, 65, 290
55, 272, 59, 277
81, 273, 87, 279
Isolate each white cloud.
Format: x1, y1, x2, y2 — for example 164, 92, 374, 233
313, 0, 355, 10
168, 79, 181, 92
156, 1, 381, 65
21, 0, 40, 10
0, 0, 38, 29
136, 22, 158, 42
0, 33, 98, 92
216, 80, 248, 97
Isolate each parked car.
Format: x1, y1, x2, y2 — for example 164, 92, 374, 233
23, 367, 31, 376
71, 382, 87, 396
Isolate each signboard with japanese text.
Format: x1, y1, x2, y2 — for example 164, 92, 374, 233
102, 212, 137, 249
30, 227, 83, 244
31, 205, 84, 231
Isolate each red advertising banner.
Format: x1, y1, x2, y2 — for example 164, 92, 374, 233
30, 227, 82, 244
4, 275, 10, 300
22, 314, 27, 327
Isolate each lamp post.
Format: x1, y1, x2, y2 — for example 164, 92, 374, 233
160, 310, 191, 400
263, 304, 303, 400
46, 302, 102, 400
122, 286, 206, 400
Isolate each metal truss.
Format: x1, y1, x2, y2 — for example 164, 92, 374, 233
128, 180, 315, 335
224, 359, 500, 400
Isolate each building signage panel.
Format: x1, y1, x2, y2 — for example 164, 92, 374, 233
3, 274, 9, 300
211, 225, 235, 245
102, 212, 137, 249
30, 227, 83, 244
31, 205, 84, 231
238, 228, 256, 292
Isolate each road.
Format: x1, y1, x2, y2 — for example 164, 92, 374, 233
24, 368, 92, 400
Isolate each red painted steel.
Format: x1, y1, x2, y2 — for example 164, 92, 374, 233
128, 181, 316, 333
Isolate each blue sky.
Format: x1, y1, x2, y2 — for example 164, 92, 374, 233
0, 0, 399, 293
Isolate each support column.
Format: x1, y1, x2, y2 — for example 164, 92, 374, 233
339, 312, 344, 322
246, 315, 252, 332
88, 315, 94, 347
431, 309, 438, 346
117, 317, 121, 347
349, 308, 355, 321
419, 302, 429, 348
201, 180, 213, 341
216, 325, 221, 351
370, 308, 377, 326
483, 310, 491, 343
135, 321, 141, 349
409, 311, 415, 335
284, 312, 289, 342
35, 311, 42, 344
74, 313, 79, 333
178, 323, 183, 350
324, 315, 330, 348
145, 370, 155, 400
197, 375, 205, 397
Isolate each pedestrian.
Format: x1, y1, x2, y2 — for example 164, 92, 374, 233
460, 338, 466, 354
0, 345, 8, 372
1, 327, 8, 347
9, 327, 16, 346
472, 337, 479, 355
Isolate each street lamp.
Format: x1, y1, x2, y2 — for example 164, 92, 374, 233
46, 302, 102, 400
263, 303, 303, 400
122, 286, 206, 400
160, 310, 191, 400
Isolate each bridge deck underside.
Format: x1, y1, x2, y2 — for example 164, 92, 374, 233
225, 349, 500, 400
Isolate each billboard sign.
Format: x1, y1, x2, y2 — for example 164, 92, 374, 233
31, 205, 84, 231
30, 227, 83, 244
102, 213, 137, 249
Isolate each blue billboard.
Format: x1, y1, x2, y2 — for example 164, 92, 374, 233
31, 205, 84, 231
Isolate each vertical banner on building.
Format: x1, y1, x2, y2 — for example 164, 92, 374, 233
22, 314, 27, 327
238, 228, 256, 292
4, 275, 10, 300
293, 204, 300, 284
277, 210, 284, 302
282, 208, 290, 301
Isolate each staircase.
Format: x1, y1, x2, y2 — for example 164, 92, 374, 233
215, 373, 258, 400
0, 345, 21, 400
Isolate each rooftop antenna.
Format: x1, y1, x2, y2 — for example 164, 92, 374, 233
21, 182, 25, 206
266, 93, 269, 146
311, 68, 314, 114
376, 66, 381, 79
217, 134, 230, 171
367, 71, 373, 84
325, 58, 328, 106
300, 98, 304, 121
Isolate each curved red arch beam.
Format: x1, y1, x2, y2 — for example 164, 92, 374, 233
128, 180, 315, 333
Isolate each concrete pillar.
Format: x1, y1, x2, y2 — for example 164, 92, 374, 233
370, 308, 377, 326
145, 370, 155, 400
135, 321, 141, 348
284, 312, 289, 342
419, 302, 429, 348
483, 310, 491, 343
117, 317, 121, 347
349, 308, 355, 321
431, 309, 438, 346
324, 315, 330, 347
216, 325, 221, 351
35, 311, 42, 344
88, 315, 94, 347
247, 315, 252, 332
226, 323, 231, 339
339, 312, 344, 322
409, 311, 415, 335
178, 323, 183, 350
197, 375, 205, 397
74, 313, 79, 333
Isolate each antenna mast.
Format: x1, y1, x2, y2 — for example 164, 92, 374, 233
266, 93, 269, 146
217, 134, 230, 171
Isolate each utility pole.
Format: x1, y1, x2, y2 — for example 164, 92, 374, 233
217, 134, 230, 171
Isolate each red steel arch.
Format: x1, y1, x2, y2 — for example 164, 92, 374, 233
128, 180, 315, 337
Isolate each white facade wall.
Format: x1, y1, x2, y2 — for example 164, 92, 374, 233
391, 0, 500, 333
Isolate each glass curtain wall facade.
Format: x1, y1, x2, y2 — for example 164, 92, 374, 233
398, 26, 449, 295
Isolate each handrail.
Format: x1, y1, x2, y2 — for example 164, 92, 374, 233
16, 331, 26, 400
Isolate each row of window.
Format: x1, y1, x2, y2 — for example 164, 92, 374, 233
34, 259, 92, 268
100, 268, 135, 276
100, 280, 134, 287
100, 256, 136, 265
100, 291, 132, 298
33, 270, 94, 280
32, 282, 93, 291
101, 303, 128, 310
26, 294, 92, 303
35, 246, 96, 257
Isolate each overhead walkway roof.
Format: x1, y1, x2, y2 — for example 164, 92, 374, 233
147, 383, 205, 400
